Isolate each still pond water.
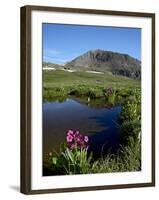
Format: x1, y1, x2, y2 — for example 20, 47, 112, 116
43, 98, 121, 158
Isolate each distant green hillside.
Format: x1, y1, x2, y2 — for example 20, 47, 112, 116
43, 69, 140, 89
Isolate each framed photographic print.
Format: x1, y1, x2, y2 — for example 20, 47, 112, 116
20, 5, 155, 194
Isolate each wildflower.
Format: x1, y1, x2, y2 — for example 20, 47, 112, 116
104, 87, 114, 96
84, 136, 89, 143
75, 130, 79, 136
66, 134, 73, 143
66, 129, 74, 136
66, 129, 89, 150
76, 136, 82, 144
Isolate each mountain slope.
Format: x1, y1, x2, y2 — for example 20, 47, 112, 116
65, 49, 141, 79
43, 62, 62, 69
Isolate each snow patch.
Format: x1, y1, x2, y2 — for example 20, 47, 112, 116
86, 71, 104, 74
43, 67, 55, 71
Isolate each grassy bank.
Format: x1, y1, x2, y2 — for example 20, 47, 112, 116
43, 69, 140, 102
43, 137, 141, 175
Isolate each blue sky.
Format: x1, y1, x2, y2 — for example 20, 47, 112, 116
43, 23, 141, 64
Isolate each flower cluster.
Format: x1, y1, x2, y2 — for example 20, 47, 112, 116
104, 87, 114, 96
66, 129, 89, 150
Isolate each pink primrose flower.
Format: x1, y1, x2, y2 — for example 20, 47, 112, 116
66, 134, 73, 143
67, 130, 74, 136
84, 136, 89, 143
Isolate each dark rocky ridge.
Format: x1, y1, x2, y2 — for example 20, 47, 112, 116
66, 49, 141, 79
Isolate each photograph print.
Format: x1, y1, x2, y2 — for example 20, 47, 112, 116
42, 23, 141, 176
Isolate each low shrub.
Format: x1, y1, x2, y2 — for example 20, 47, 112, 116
119, 120, 141, 145
119, 101, 139, 122
119, 91, 141, 146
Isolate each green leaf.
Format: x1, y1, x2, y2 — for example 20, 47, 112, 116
66, 148, 74, 163
52, 157, 57, 165
60, 142, 66, 152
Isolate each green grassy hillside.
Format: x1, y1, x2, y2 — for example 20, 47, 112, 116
43, 70, 140, 89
